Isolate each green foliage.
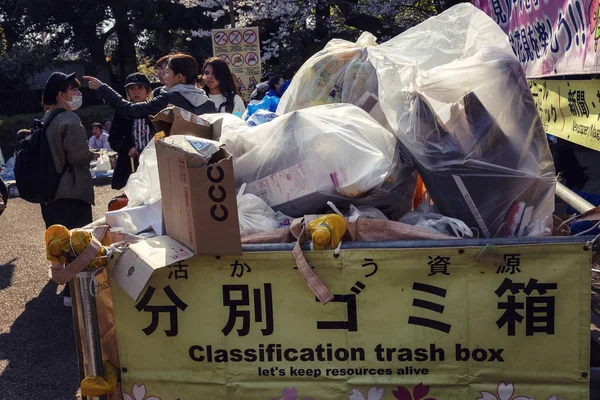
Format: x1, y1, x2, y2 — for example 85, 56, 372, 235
0, 27, 7, 56
2, 0, 454, 87
75, 105, 115, 136
0, 43, 55, 89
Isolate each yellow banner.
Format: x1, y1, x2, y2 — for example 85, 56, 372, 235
111, 243, 590, 399
530, 79, 600, 151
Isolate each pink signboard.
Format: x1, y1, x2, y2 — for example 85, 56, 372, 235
473, 0, 600, 76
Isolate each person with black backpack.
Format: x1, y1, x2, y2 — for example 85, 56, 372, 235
15, 72, 94, 306
39, 73, 94, 227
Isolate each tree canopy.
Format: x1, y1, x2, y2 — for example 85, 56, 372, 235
0, 0, 462, 89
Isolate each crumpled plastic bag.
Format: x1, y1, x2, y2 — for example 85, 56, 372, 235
399, 195, 473, 238
237, 184, 278, 237
235, 103, 416, 219
247, 95, 280, 118
203, 113, 259, 159
124, 139, 161, 207
45, 225, 108, 269
275, 211, 293, 229
277, 32, 389, 128
346, 205, 388, 223
247, 110, 278, 127
96, 153, 110, 172
45, 225, 72, 264
367, 4, 556, 237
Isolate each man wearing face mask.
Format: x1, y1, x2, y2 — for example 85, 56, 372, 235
41, 72, 94, 306
42, 73, 95, 234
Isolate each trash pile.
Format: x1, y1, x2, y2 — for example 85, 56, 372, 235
44, 7, 595, 397
46, 4, 570, 316
92, 4, 557, 250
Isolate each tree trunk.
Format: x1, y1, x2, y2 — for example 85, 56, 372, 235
228, 0, 236, 27
81, 25, 111, 76
315, 2, 330, 42
109, 0, 138, 80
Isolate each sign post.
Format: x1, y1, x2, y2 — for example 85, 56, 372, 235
212, 27, 261, 101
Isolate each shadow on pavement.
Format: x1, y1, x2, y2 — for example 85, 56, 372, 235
0, 280, 80, 399
0, 258, 16, 290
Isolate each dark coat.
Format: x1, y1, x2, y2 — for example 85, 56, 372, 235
97, 84, 217, 119
107, 113, 155, 190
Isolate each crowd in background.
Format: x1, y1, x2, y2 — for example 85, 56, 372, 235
1, 51, 299, 307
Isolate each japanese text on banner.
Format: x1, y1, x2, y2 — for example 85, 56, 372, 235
530, 78, 600, 151
474, 0, 600, 77
112, 245, 590, 400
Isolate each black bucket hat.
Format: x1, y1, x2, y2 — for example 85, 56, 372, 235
125, 72, 151, 88
43, 72, 77, 105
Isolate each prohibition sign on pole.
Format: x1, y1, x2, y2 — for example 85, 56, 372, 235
229, 30, 242, 45
231, 53, 244, 67
243, 30, 257, 44
219, 54, 230, 64
245, 52, 259, 66
214, 32, 228, 46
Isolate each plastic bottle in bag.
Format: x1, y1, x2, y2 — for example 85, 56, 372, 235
308, 214, 347, 250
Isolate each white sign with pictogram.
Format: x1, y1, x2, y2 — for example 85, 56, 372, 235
212, 27, 262, 101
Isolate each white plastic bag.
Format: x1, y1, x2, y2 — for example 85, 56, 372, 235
95, 153, 110, 172
124, 139, 161, 207
235, 104, 416, 219
399, 195, 473, 238
203, 113, 259, 159
237, 184, 279, 237
346, 205, 388, 223
277, 32, 389, 128
247, 110, 278, 127
367, 4, 555, 237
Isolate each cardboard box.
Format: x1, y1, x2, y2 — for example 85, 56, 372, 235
151, 106, 213, 139
156, 138, 242, 255
110, 236, 194, 300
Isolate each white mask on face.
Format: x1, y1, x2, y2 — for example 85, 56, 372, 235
64, 94, 83, 111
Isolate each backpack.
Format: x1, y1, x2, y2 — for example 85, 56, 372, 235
216, 91, 237, 114
15, 109, 67, 204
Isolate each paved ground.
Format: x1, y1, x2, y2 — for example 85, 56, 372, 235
0, 147, 599, 399
0, 184, 115, 400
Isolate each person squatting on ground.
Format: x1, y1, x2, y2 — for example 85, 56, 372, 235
88, 122, 112, 151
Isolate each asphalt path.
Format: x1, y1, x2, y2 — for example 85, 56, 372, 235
0, 184, 114, 399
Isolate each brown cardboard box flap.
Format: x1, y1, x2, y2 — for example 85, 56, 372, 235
158, 136, 225, 168
151, 106, 212, 139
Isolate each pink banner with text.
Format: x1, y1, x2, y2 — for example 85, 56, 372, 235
473, 0, 600, 76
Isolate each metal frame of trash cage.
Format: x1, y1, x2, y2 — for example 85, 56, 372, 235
72, 232, 596, 400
